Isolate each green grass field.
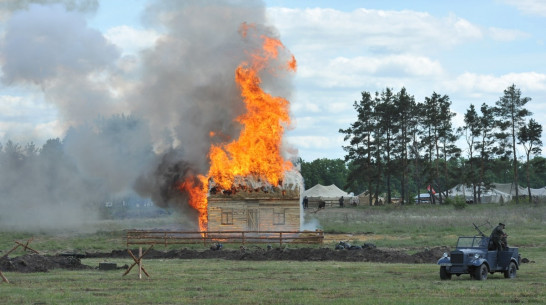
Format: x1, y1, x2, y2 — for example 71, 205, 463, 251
1, 202, 545, 304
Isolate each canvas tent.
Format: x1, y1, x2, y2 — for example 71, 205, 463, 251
303, 184, 348, 197
357, 191, 386, 205
446, 182, 543, 203
529, 187, 546, 197
302, 184, 351, 208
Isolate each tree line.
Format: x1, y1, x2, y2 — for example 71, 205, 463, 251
300, 84, 544, 205
2, 87, 543, 206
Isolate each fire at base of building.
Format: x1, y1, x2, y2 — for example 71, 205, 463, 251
206, 169, 303, 232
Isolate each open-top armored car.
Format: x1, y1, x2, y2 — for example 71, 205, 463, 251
437, 235, 520, 280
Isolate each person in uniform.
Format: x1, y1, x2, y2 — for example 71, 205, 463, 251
490, 222, 507, 251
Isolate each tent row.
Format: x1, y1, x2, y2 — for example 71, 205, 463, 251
303, 182, 546, 207
302, 184, 387, 206
447, 183, 546, 203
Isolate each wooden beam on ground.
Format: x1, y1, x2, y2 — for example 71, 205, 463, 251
1, 238, 39, 260
1, 237, 40, 284
1, 244, 20, 259
14, 240, 39, 254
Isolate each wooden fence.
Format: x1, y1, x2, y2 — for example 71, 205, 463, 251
126, 230, 324, 247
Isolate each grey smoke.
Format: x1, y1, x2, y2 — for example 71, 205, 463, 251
0, 115, 155, 232
0, 0, 296, 231
1, 3, 120, 124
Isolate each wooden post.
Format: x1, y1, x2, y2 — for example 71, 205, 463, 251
0, 270, 8, 283
138, 247, 142, 280
280, 232, 283, 247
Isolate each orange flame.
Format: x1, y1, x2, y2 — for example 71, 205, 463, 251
179, 24, 296, 232
178, 175, 208, 232
208, 30, 295, 190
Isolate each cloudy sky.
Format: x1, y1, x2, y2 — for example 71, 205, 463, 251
1, 0, 545, 162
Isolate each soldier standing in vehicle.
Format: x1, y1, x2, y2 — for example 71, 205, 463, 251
491, 222, 507, 250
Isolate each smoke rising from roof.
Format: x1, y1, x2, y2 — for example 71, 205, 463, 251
0, 0, 296, 231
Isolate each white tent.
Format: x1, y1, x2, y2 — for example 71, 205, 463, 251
529, 187, 546, 197
447, 183, 532, 203
492, 183, 527, 197
303, 184, 349, 198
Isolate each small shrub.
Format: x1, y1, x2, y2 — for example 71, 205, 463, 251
445, 195, 467, 210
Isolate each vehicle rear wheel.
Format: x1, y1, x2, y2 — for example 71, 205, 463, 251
473, 264, 488, 280
504, 262, 517, 279
440, 266, 452, 280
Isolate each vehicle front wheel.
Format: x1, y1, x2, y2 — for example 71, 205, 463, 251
473, 264, 488, 280
440, 266, 452, 280
504, 262, 517, 279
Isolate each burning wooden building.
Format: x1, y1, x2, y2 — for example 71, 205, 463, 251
206, 171, 302, 232
176, 27, 303, 234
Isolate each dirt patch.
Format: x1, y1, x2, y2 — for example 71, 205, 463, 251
1, 246, 452, 273
0, 254, 92, 273
86, 245, 451, 264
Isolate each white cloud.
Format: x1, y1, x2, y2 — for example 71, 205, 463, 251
0, 94, 60, 144
0, 94, 54, 119
503, 0, 546, 17
286, 135, 344, 150
104, 25, 160, 55
0, 95, 25, 116
451, 72, 546, 94
33, 119, 64, 140
290, 100, 321, 114
267, 7, 483, 56
297, 54, 444, 89
488, 27, 529, 42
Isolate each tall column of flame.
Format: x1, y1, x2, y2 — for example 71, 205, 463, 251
208, 35, 296, 190
180, 24, 296, 232
178, 175, 208, 232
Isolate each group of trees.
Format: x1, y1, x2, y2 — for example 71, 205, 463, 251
330, 84, 543, 205
1, 87, 543, 209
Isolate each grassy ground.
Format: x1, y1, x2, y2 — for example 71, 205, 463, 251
1, 202, 545, 304
3, 257, 545, 304
311, 202, 546, 249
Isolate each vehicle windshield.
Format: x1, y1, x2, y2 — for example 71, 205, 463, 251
457, 236, 488, 248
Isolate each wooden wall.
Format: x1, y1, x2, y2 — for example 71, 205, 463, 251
208, 198, 300, 232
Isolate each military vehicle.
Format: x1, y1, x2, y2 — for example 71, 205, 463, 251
437, 223, 521, 280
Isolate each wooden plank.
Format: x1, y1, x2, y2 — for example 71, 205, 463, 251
0, 270, 8, 283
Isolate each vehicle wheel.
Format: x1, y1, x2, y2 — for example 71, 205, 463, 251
504, 262, 517, 279
440, 266, 452, 280
473, 264, 488, 280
